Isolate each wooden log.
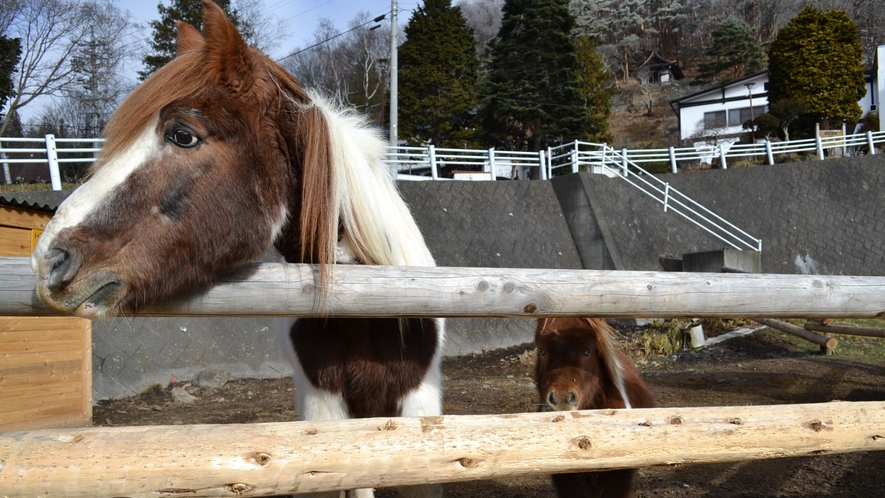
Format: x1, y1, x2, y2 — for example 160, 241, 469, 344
1, 401, 884, 498
755, 318, 838, 353
804, 322, 885, 338
5, 257, 885, 319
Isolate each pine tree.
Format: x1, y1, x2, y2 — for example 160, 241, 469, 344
140, 0, 246, 80
398, 0, 480, 147
768, 6, 865, 131
574, 36, 611, 143
483, 0, 591, 151
697, 18, 765, 84
0, 36, 21, 115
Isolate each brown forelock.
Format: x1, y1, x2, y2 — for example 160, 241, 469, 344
289, 317, 439, 418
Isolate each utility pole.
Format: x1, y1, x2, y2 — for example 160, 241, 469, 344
389, 0, 398, 147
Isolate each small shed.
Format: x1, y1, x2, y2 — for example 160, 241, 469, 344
635, 51, 684, 84
0, 192, 92, 430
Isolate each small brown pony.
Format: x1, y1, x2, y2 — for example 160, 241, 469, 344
535, 318, 654, 498
31, 2, 442, 497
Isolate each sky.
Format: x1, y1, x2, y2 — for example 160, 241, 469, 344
117, 0, 421, 60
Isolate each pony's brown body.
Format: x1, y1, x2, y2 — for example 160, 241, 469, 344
535, 318, 654, 498
31, 2, 442, 497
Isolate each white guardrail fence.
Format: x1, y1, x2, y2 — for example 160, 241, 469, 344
4, 130, 883, 254
3, 131, 882, 189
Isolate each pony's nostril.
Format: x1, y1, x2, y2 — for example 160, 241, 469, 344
567, 391, 578, 405
548, 391, 557, 406
45, 247, 81, 291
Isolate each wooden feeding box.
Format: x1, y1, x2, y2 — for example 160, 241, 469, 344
0, 194, 92, 430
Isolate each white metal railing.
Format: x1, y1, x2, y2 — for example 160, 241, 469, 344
0, 135, 103, 190
591, 144, 762, 252
3, 130, 883, 190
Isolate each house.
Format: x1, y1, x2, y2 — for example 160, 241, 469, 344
635, 51, 684, 84
670, 45, 885, 144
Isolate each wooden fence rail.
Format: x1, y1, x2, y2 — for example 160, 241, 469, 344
4, 257, 885, 319
2, 401, 884, 497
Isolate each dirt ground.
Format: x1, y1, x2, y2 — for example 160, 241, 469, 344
94, 325, 885, 497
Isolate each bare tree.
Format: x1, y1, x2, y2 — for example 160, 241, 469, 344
233, 0, 288, 54
63, 0, 140, 136
458, 0, 504, 53
280, 12, 389, 120
1, 0, 91, 136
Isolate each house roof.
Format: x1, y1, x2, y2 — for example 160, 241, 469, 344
0, 191, 69, 213
636, 51, 685, 80
669, 71, 769, 114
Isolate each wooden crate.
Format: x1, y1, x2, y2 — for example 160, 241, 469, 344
0, 201, 93, 430
0, 317, 92, 430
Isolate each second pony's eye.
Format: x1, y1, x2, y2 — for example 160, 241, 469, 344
538, 348, 546, 356
167, 128, 200, 148
584, 349, 592, 357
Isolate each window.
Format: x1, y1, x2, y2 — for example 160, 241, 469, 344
704, 111, 726, 129
728, 106, 765, 126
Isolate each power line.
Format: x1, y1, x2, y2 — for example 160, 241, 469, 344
275, 13, 388, 63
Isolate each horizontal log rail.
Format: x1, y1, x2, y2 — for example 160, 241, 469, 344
755, 318, 839, 353
2, 401, 884, 497
804, 322, 885, 338
4, 257, 885, 319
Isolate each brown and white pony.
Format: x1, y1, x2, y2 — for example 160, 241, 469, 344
535, 318, 654, 498
30, 2, 442, 497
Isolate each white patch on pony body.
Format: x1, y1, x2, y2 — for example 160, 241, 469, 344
31, 126, 161, 271
274, 318, 350, 421
398, 318, 445, 417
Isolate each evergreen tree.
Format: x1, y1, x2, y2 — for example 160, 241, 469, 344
697, 18, 765, 83
483, 0, 590, 151
574, 36, 611, 143
0, 36, 21, 115
140, 0, 246, 80
768, 6, 865, 131
398, 0, 479, 147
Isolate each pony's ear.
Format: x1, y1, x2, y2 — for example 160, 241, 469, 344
176, 21, 204, 55
535, 318, 551, 338
201, 0, 256, 94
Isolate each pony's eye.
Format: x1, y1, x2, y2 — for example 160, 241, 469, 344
583, 349, 592, 356
167, 128, 199, 148
538, 348, 545, 356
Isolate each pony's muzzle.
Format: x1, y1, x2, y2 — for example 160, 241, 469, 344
42, 247, 82, 292
547, 388, 579, 411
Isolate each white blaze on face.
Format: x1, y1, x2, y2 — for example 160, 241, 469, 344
31, 125, 162, 272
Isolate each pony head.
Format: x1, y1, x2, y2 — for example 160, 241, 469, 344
534, 317, 633, 411
31, 0, 337, 318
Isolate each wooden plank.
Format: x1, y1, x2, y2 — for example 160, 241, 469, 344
6, 257, 885, 319
0, 349, 83, 366
0, 412, 91, 431
0, 400, 84, 431
0, 359, 83, 377
0, 370, 83, 389
81, 319, 92, 426
0, 338, 83, 354
0, 328, 84, 343
0, 378, 84, 399
0, 317, 88, 333
0, 226, 31, 256
0, 206, 50, 231
1, 401, 883, 497
0, 385, 85, 411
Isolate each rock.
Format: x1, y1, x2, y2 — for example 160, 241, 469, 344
170, 386, 198, 404
192, 369, 231, 389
